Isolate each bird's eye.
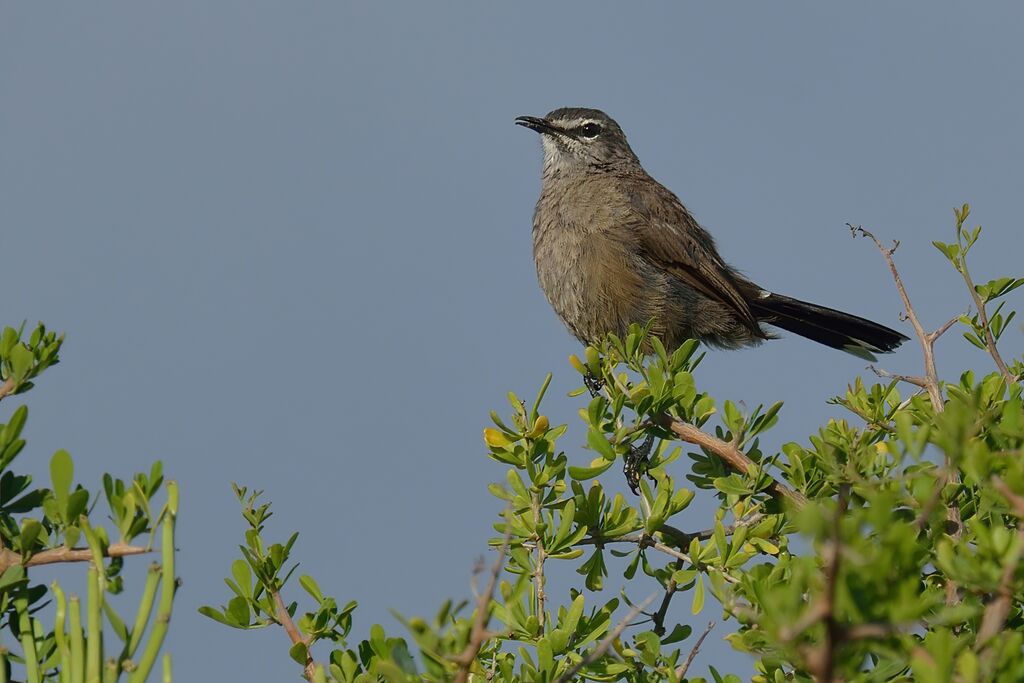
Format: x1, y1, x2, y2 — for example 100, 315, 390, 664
579, 122, 602, 139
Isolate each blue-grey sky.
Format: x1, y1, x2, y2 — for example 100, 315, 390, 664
2, 3, 1022, 681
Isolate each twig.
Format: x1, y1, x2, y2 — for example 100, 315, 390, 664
930, 311, 964, 344
853, 225, 963, 603
675, 621, 715, 680
554, 593, 657, 683
868, 365, 928, 390
272, 589, 315, 681
653, 413, 808, 508
453, 528, 511, 683
851, 226, 944, 411
0, 543, 149, 574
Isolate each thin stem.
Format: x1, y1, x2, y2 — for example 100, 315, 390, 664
531, 492, 547, 631
15, 593, 40, 683
53, 582, 72, 683
124, 564, 161, 663
86, 566, 101, 683
129, 481, 177, 683
70, 597, 84, 683
675, 621, 715, 680
162, 654, 172, 683
102, 658, 118, 683
959, 264, 1015, 384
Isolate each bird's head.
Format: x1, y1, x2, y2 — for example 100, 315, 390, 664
515, 107, 639, 176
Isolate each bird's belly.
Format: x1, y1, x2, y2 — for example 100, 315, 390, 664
534, 226, 662, 345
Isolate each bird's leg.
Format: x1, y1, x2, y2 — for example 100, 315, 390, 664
584, 371, 604, 398
624, 432, 656, 495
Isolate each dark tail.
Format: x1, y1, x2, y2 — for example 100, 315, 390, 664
750, 292, 909, 361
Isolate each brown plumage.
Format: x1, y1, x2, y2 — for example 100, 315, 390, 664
517, 107, 909, 360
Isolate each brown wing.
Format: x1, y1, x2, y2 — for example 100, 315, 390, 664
622, 178, 764, 336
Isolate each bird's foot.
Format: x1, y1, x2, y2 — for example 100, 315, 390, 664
584, 372, 604, 398
624, 432, 656, 495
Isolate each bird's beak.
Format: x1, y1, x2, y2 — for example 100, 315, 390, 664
515, 115, 562, 136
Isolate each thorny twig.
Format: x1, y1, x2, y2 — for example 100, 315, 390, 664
675, 621, 716, 680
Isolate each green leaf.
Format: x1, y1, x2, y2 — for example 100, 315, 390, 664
232, 560, 253, 598
19, 519, 42, 555
691, 575, 705, 614
197, 606, 244, 629
562, 594, 585, 634
568, 458, 614, 481
50, 450, 74, 519
9, 344, 33, 381
227, 596, 250, 626
299, 574, 323, 603
587, 428, 616, 461
723, 400, 743, 433
289, 641, 309, 665
662, 623, 692, 645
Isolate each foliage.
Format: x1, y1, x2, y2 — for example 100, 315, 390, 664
203, 205, 1023, 682
0, 323, 178, 683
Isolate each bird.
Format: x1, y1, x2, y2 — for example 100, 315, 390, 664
515, 107, 909, 361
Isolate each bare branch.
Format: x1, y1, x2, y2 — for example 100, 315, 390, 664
852, 225, 944, 411
675, 621, 715, 680
928, 310, 966, 344
868, 365, 928, 390
554, 593, 657, 683
453, 527, 511, 683
853, 224, 963, 602
653, 413, 808, 508
0, 543, 149, 574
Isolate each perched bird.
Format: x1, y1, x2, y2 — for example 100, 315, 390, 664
516, 107, 908, 361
